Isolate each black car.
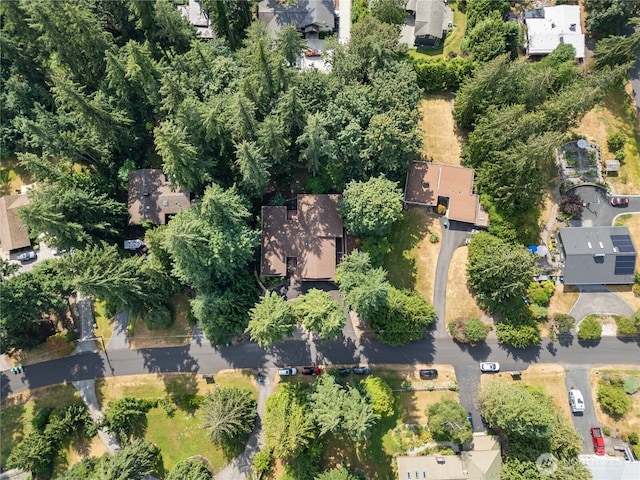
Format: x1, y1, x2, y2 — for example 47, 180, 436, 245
302, 366, 321, 376
352, 366, 371, 375
335, 368, 351, 376
419, 369, 438, 379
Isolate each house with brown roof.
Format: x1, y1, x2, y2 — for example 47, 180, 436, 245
128, 169, 191, 225
404, 161, 489, 227
261, 194, 344, 281
396, 434, 502, 480
0, 194, 31, 253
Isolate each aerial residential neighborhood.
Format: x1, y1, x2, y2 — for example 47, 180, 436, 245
1, 1, 640, 480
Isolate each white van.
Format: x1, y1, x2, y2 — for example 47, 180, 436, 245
569, 388, 585, 413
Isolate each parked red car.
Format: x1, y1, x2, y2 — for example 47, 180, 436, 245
591, 427, 605, 455
610, 196, 629, 206
301, 366, 321, 376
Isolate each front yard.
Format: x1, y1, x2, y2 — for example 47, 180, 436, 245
445, 247, 483, 323
383, 207, 441, 303
590, 366, 640, 440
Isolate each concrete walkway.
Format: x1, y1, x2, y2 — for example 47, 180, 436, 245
215, 369, 276, 480
569, 286, 635, 322
72, 379, 121, 454
107, 311, 130, 351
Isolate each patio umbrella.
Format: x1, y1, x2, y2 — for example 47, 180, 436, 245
536, 245, 548, 257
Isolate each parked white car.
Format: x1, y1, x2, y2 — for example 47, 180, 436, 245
278, 367, 297, 376
17, 251, 37, 262
480, 362, 500, 373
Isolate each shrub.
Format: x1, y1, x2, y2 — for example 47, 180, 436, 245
496, 322, 541, 348
437, 204, 447, 215
633, 283, 640, 297
615, 149, 626, 163
465, 318, 489, 344
159, 398, 177, 417
143, 304, 172, 330
629, 432, 639, 445
429, 233, 439, 243
607, 132, 626, 153
623, 376, 640, 395
616, 316, 639, 336
597, 384, 631, 416
32, 407, 54, 432
529, 304, 548, 321
527, 281, 554, 306
602, 426, 611, 436
634, 444, 640, 461
578, 316, 602, 341
361, 236, 391, 268
253, 449, 273, 473
553, 313, 575, 334
448, 381, 459, 392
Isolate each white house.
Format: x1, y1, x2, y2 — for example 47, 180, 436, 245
524, 5, 585, 59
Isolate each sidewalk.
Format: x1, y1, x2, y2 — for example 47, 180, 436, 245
73, 379, 121, 454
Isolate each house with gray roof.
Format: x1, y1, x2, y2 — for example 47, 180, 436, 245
557, 227, 637, 285
404, 0, 452, 46
258, 0, 335, 38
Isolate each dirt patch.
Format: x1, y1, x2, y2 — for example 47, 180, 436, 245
445, 247, 483, 323
418, 93, 466, 166
573, 85, 640, 195
590, 366, 640, 439
547, 284, 580, 317
62, 435, 108, 471
607, 285, 640, 311
480, 364, 570, 421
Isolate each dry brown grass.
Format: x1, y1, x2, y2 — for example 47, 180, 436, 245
445, 247, 483, 323
480, 364, 571, 421
573, 84, 640, 195
418, 93, 466, 166
397, 390, 458, 424
547, 284, 580, 317
384, 208, 441, 303
590, 366, 640, 438
15, 335, 76, 367
607, 285, 640, 310
128, 295, 193, 349
60, 435, 108, 473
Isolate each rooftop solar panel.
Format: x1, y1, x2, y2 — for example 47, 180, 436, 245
615, 256, 636, 275
611, 235, 635, 253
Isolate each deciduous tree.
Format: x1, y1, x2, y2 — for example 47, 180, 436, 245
340, 176, 403, 237
293, 289, 346, 340
361, 376, 395, 419
427, 398, 473, 445
264, 385, 314, 459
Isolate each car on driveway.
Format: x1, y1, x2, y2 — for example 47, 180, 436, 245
17, 251, 37, 262
353, 366, 371, 375
278, 367, 297, 376
419, 369, 438, 379
610, 196, 629, 206
302, 366, 321, 375
480, 362, 500, 373
591, 427, 605, 455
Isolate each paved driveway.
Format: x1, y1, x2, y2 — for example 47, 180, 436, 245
432, 219, 474, 338
565, 368, 598, 454
567, 185, 640, 227
569, 286, 635, 322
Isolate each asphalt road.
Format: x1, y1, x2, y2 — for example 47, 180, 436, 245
3, 336, 638, 401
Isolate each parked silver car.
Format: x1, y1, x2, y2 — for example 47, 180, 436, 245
17, 251, 37, 262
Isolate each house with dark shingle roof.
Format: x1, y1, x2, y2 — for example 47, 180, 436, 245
128, 169, 191, 226
0, 194, 31, 253
261, 194, 344, 280
557, 226, 636, 285
258, 0, 335, 38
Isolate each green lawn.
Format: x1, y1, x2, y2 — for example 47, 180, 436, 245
0, 384, 82, 467
93, 299, 113, 350
96, 371, 257, 475
443, 2, 467, 57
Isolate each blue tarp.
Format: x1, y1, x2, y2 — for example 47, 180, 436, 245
527, 245, 537, 253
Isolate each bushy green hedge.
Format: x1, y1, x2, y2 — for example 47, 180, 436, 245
597, 383, 631, 416
413, 57, 475, 92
